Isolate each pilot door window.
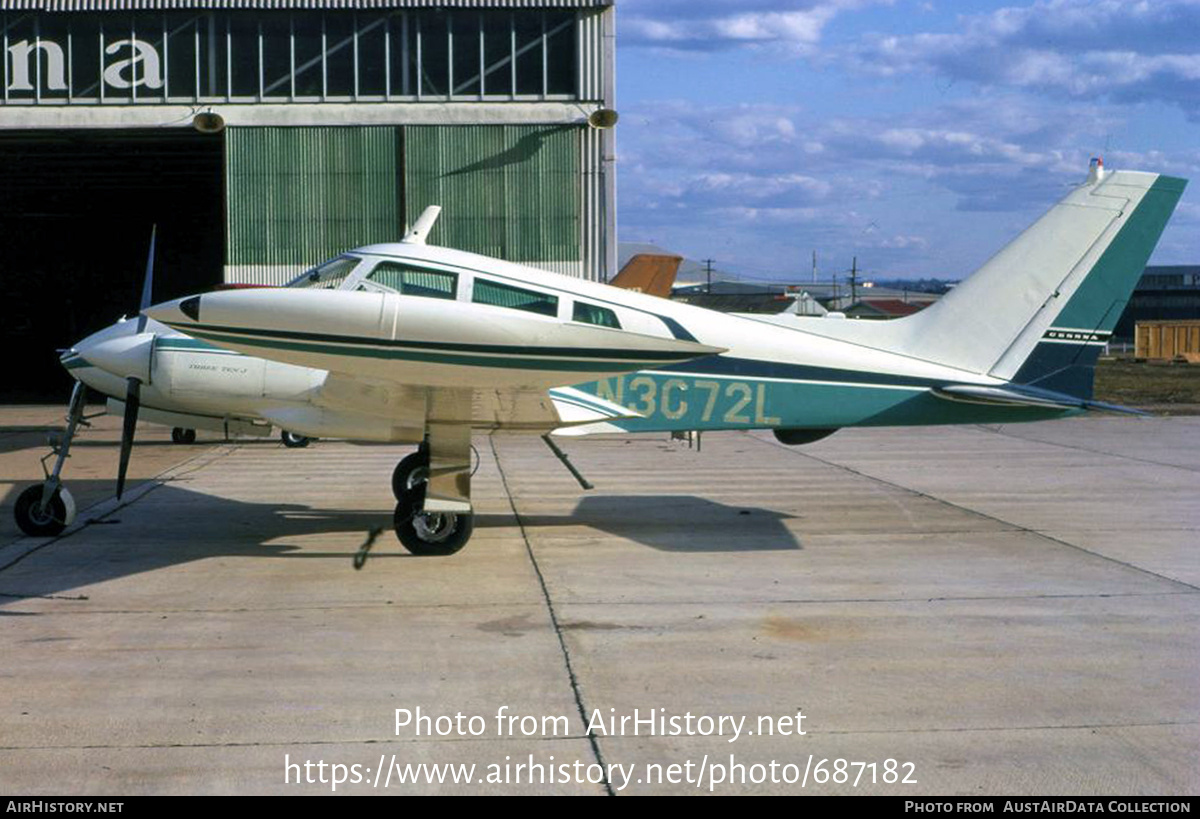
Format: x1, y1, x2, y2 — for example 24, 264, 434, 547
365, 262, 457, 299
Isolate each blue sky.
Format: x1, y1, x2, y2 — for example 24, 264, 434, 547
614, 0, 1200, 281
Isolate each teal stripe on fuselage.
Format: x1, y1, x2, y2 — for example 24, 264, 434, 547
183, 327, 689, 373
156, 337, 236, 353
575, 372, 1068, 432
162, 329, 1067, 429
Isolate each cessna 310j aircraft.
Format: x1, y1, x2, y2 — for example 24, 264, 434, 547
17, 160, 1186, 556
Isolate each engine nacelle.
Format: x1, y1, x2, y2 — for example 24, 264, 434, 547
773, 427, 838, 446
258, 406, 424, 443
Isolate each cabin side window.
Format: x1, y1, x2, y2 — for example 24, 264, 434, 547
572, 301, 621, 329
472, 278, 559, 317
366, 262, 457, 299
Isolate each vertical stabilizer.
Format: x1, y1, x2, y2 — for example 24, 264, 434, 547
799, 165, 1186, 400
610, 253, 683, 298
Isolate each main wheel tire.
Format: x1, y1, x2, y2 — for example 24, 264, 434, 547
14, 485, 70, 537
171, 427, 197, 445
391, 451, 429, 502
394, 506, 473, 556
281, 431, 310, 448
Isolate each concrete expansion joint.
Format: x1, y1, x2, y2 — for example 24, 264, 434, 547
979, 424, 1200, 475
488, 432, 616, 797
1, 733, 599, 753
749, 431, 1200, 594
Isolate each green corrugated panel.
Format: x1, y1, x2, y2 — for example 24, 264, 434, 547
226, 126, 400, 273
403, 125, 580, 264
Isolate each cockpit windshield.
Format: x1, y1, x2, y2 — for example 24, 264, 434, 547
286, 255, 361, 289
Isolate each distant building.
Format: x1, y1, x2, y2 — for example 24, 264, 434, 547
671, 279, 940, 315
843, 298, 929, 319
1115, 266, 1200, 339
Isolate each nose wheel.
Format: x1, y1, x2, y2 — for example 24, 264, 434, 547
171, 427, 196, 444
14, 485, 76, 537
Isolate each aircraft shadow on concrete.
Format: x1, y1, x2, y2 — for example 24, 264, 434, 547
510, 495, 800, 553
0, 486, 799, 603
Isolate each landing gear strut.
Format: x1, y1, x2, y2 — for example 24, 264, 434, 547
390, 431, 474, 556
13, 382, 90, 537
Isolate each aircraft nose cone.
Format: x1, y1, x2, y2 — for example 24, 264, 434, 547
59, 347, 85, 374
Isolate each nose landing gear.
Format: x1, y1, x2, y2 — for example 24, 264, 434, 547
13, 382, 92, 538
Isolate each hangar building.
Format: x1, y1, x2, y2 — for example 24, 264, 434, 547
1, 0, 615, 399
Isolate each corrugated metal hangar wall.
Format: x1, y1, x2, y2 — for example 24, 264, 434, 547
225, 123, 587, 284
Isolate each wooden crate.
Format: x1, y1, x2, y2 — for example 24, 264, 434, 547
1135, 320, 1200, 361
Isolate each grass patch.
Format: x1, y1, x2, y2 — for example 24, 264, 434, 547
1093, 358, 1200, 407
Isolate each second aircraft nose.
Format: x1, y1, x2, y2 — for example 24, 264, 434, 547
143, 295, 201, 326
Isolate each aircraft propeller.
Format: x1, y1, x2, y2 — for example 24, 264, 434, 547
116, 226, 155, 499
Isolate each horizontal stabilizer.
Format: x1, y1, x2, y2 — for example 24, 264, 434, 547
934, 384, 1147, 416
550, 386, 643, 426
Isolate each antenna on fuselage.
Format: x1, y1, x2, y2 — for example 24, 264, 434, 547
402, 206, 442, 245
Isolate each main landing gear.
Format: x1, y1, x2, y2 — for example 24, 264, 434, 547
13, 382, 91, 537
389, 433, 475, 556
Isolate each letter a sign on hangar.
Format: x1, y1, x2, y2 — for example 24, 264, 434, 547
7, 37, 162, 93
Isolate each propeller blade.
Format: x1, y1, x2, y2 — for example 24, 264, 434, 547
136, 225, 156, 333
116, 377, 141, 499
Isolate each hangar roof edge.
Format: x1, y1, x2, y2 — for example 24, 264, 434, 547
1, 0, 612, 10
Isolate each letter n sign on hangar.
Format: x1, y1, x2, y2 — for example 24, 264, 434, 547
0, 0, 615, 400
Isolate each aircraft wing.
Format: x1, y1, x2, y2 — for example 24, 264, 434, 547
243, 371, 642, 440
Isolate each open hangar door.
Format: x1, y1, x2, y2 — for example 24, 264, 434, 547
0, 128, 224, 402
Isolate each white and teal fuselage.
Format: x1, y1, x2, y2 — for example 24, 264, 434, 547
68, 168, 1186, 442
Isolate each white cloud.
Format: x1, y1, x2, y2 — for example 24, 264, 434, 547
850, 0, 1200, 117
620, 0, 888, 54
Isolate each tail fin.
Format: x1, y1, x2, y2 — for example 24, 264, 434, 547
804, 167, 1186, 400
610, 253, 682, 298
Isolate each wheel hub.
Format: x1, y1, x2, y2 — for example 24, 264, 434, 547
27, 502, 55, 526
413, 511, 457, 543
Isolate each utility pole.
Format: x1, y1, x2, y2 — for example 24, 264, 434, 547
849, 256, 859, 305
703, 258, 715, 294
812, 250, 817, 284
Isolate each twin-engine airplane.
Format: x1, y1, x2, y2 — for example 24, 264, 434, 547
18, 161, 1186, 556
